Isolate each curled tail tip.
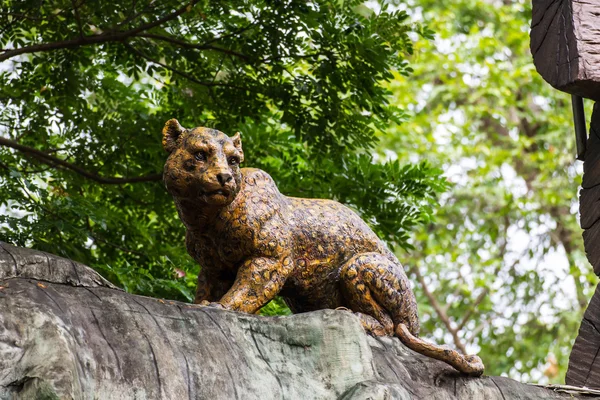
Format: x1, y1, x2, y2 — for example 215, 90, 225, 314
395, 323, 485, 377
464, 355, 485, 377
464, 364, 485, 377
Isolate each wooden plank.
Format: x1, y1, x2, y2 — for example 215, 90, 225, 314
582, 103, 600, 189
581, 104, 600, 275
582, 221, 600, 275
572, 98, 600, 384
531, 0, 600, 100
567, 284, 600, 388
567, 319, 600, 387
579, 185, 600, 229
579, 104, 600, 226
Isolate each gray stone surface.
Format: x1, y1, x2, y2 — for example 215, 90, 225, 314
0, 242, 593, 399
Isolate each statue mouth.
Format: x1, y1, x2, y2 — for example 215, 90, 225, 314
196, 185, 235, 203
201, 188, 230, 198
208, 189, 228, 195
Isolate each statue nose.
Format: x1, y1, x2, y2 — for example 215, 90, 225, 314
216, 172, 233, 186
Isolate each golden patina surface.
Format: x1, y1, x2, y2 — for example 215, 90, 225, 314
162, 119, 484, 376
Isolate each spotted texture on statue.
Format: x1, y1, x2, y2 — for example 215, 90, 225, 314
162, 119, 484, 376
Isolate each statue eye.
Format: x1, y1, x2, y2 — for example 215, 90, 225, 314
228, 156, 239, 166
195, 151, 207, 162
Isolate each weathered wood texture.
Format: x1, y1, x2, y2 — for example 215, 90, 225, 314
0, 242, 594, 400
531, 0, 600, 100
581, 103, 600, 275
568, 102, 600, 388
567, 284, 600, 389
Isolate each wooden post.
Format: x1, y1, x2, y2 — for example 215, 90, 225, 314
531, 0, 600, 101
531, 0, 600, 388
569, 104, 600, 386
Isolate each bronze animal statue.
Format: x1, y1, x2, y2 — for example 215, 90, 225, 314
162, 119, 484, 376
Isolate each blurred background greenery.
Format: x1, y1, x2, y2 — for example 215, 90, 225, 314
0, 0, 595, 383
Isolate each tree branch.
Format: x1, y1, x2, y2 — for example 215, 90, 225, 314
549, 205, 589, 310
0, 12, 44, 21
0, 136, 162, 184
86, 217, 146, 257
123, 42, 252, 91
411, 266, 468, 354
0, 0, 200, 62
134, 33, 251, 60
201, 21, 258, 46
71, 0, 85, 38
455, 289, 489, 332
467, 314, 494, 344
117, 0, 146, 28
455, 215, 512, 332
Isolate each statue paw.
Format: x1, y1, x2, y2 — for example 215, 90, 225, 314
335, 306, 352, 312
200, 301, 226, 309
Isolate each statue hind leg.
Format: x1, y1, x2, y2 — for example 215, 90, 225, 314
339, 252, 484, 376
340, 252, 419, 335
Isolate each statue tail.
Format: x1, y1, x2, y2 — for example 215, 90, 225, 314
395, 323, 484, 377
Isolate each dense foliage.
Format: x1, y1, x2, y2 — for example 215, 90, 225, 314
382, 0, 597, 382
0, 1, 445, 302
2, 0, 593, 383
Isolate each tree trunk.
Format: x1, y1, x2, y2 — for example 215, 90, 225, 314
0, 242, 590, 399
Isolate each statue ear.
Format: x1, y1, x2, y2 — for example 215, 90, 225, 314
231, 132, 244, 163
162, 119, 186, 153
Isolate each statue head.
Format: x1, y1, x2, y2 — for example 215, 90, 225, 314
162, 119, 244, 207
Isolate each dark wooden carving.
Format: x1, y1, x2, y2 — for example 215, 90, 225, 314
532, 0, 600, 387
581, 103, 600, 275
567, 284, 600, 388
531, 0, 600, 100
567, 103, 600, 388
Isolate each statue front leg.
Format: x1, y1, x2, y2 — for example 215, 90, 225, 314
218, 255, 293, 314
193, 267, 231, 304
